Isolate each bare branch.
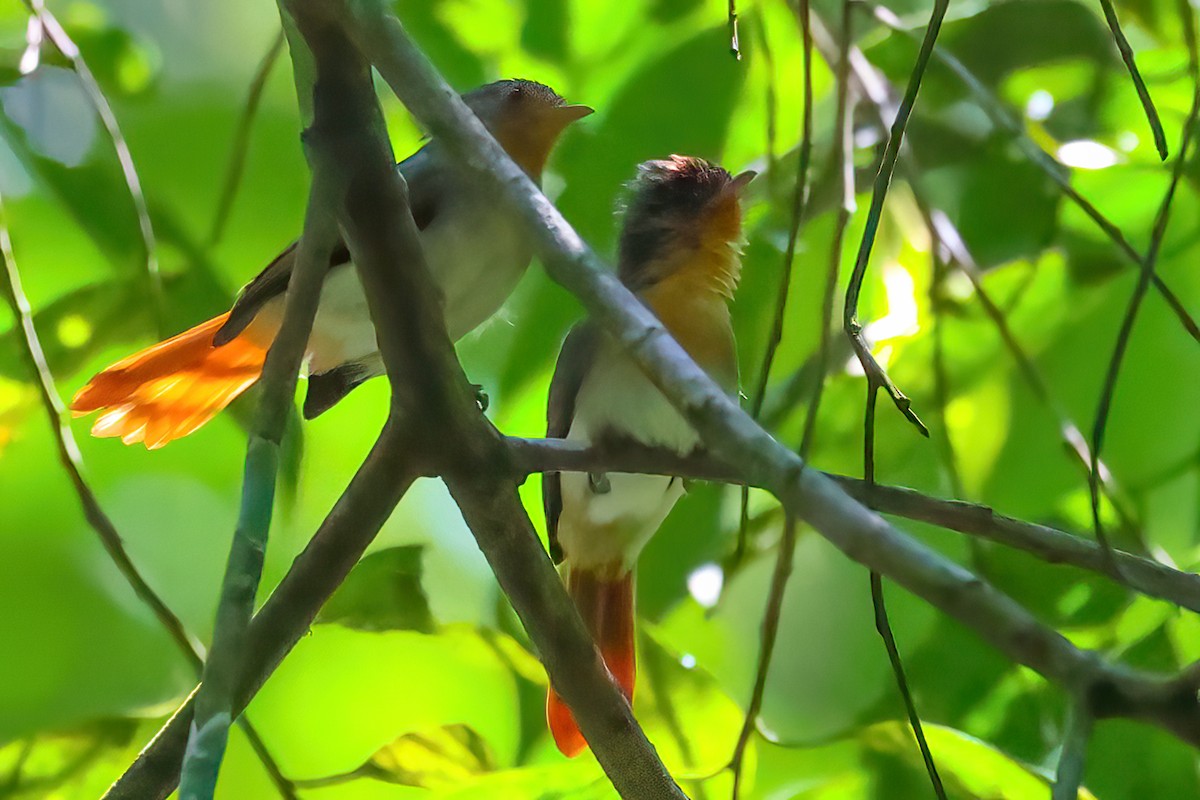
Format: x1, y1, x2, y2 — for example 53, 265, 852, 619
1096, 0, 1168, 160
840, 0, 948, 438
506, 437, 1200, 615
730, 515, 795, 800
332, 3, 1200, 754
1052, 700, 1094, 800
732, 0, 851, 785
209, 29, 287, 246
273, 6, 687, 798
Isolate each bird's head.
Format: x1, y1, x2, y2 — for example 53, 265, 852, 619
617, 155, 755, 296
464, 79, 592, 180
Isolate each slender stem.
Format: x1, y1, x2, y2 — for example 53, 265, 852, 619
0, 187, 298, 800
1051, 701, 1094, 800
861, 0, 1200, 345
747, 0, 814, 423
730, 1, 851, 781
179, 57, 341, 796
841, 0, 948, 437
729, 516, 796, 800
730, 0, 815, 585
209, 29, 287, 247
1097, 0, 1168, 160
1089, 82, 1200, 570
23, 0, 164, 332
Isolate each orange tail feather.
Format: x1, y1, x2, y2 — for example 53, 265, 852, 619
547, 569, 636, 757
70, 312, 267, 449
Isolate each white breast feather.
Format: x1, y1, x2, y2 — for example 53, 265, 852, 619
556, 345, 701, 571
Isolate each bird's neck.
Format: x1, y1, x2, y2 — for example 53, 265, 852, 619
640, 255, 738, 389
491, 125, 553, 182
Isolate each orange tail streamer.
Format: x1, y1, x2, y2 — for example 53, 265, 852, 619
70, 312, 267, 449
546, 569, 636, 757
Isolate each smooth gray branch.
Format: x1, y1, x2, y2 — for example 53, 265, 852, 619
505, 437, 1200, 615
339, 3, 1200, 734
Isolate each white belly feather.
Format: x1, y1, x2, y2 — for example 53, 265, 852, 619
557, 344, 702, 571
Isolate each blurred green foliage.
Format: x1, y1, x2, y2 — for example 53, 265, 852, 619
0, 0, 1198, 797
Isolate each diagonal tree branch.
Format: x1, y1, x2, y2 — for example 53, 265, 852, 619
108, 3, 686, 797
341, 0, 1200, 751
288, 6, 685, 796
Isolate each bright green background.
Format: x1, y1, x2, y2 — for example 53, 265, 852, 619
1, 0, 1199, 797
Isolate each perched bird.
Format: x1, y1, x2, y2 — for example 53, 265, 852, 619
71, 79, 591, 448
543, 155, 754, 756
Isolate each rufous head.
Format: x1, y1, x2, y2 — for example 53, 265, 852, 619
464, 79, 592, 180
617, 155, 755, 294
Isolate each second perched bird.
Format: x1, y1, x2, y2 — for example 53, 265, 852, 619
543, 155, 753, 756
71, 79, 590, 448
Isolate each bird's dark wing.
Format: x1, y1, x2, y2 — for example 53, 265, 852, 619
544, 321, 600, 564
303, 363, 369, 419
214, 149, 441, 346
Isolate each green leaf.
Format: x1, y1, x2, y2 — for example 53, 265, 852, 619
318, 546, 436, 634
369, 724, 496, 788
862, 721, 1097, 799
0, 67, 144, 272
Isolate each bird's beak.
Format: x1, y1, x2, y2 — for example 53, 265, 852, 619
731, 170, 758, 195
556, 104, 595, 122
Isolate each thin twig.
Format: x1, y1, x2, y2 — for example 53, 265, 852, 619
1051, 701, 1094, 800
837, 0, 945, 786
23, 0, 164, 331
731, 0, 815, 581
752, 11, 779, 189
865, 378, 946, 797
747, 0, 814, 424
729, 515, 796, 800
730, 1, 849, 783
0, 192, 200, 670
1097, 0, 1169, 160
1089, 78, 1200, 571
209, 29, 287, 247
920, 206, 1142, 540
861, 0, 1200, 345
179, 51, 341, 796
0, 189, 298, 800
870, 570, 947, 798
841, 0, 947, 438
